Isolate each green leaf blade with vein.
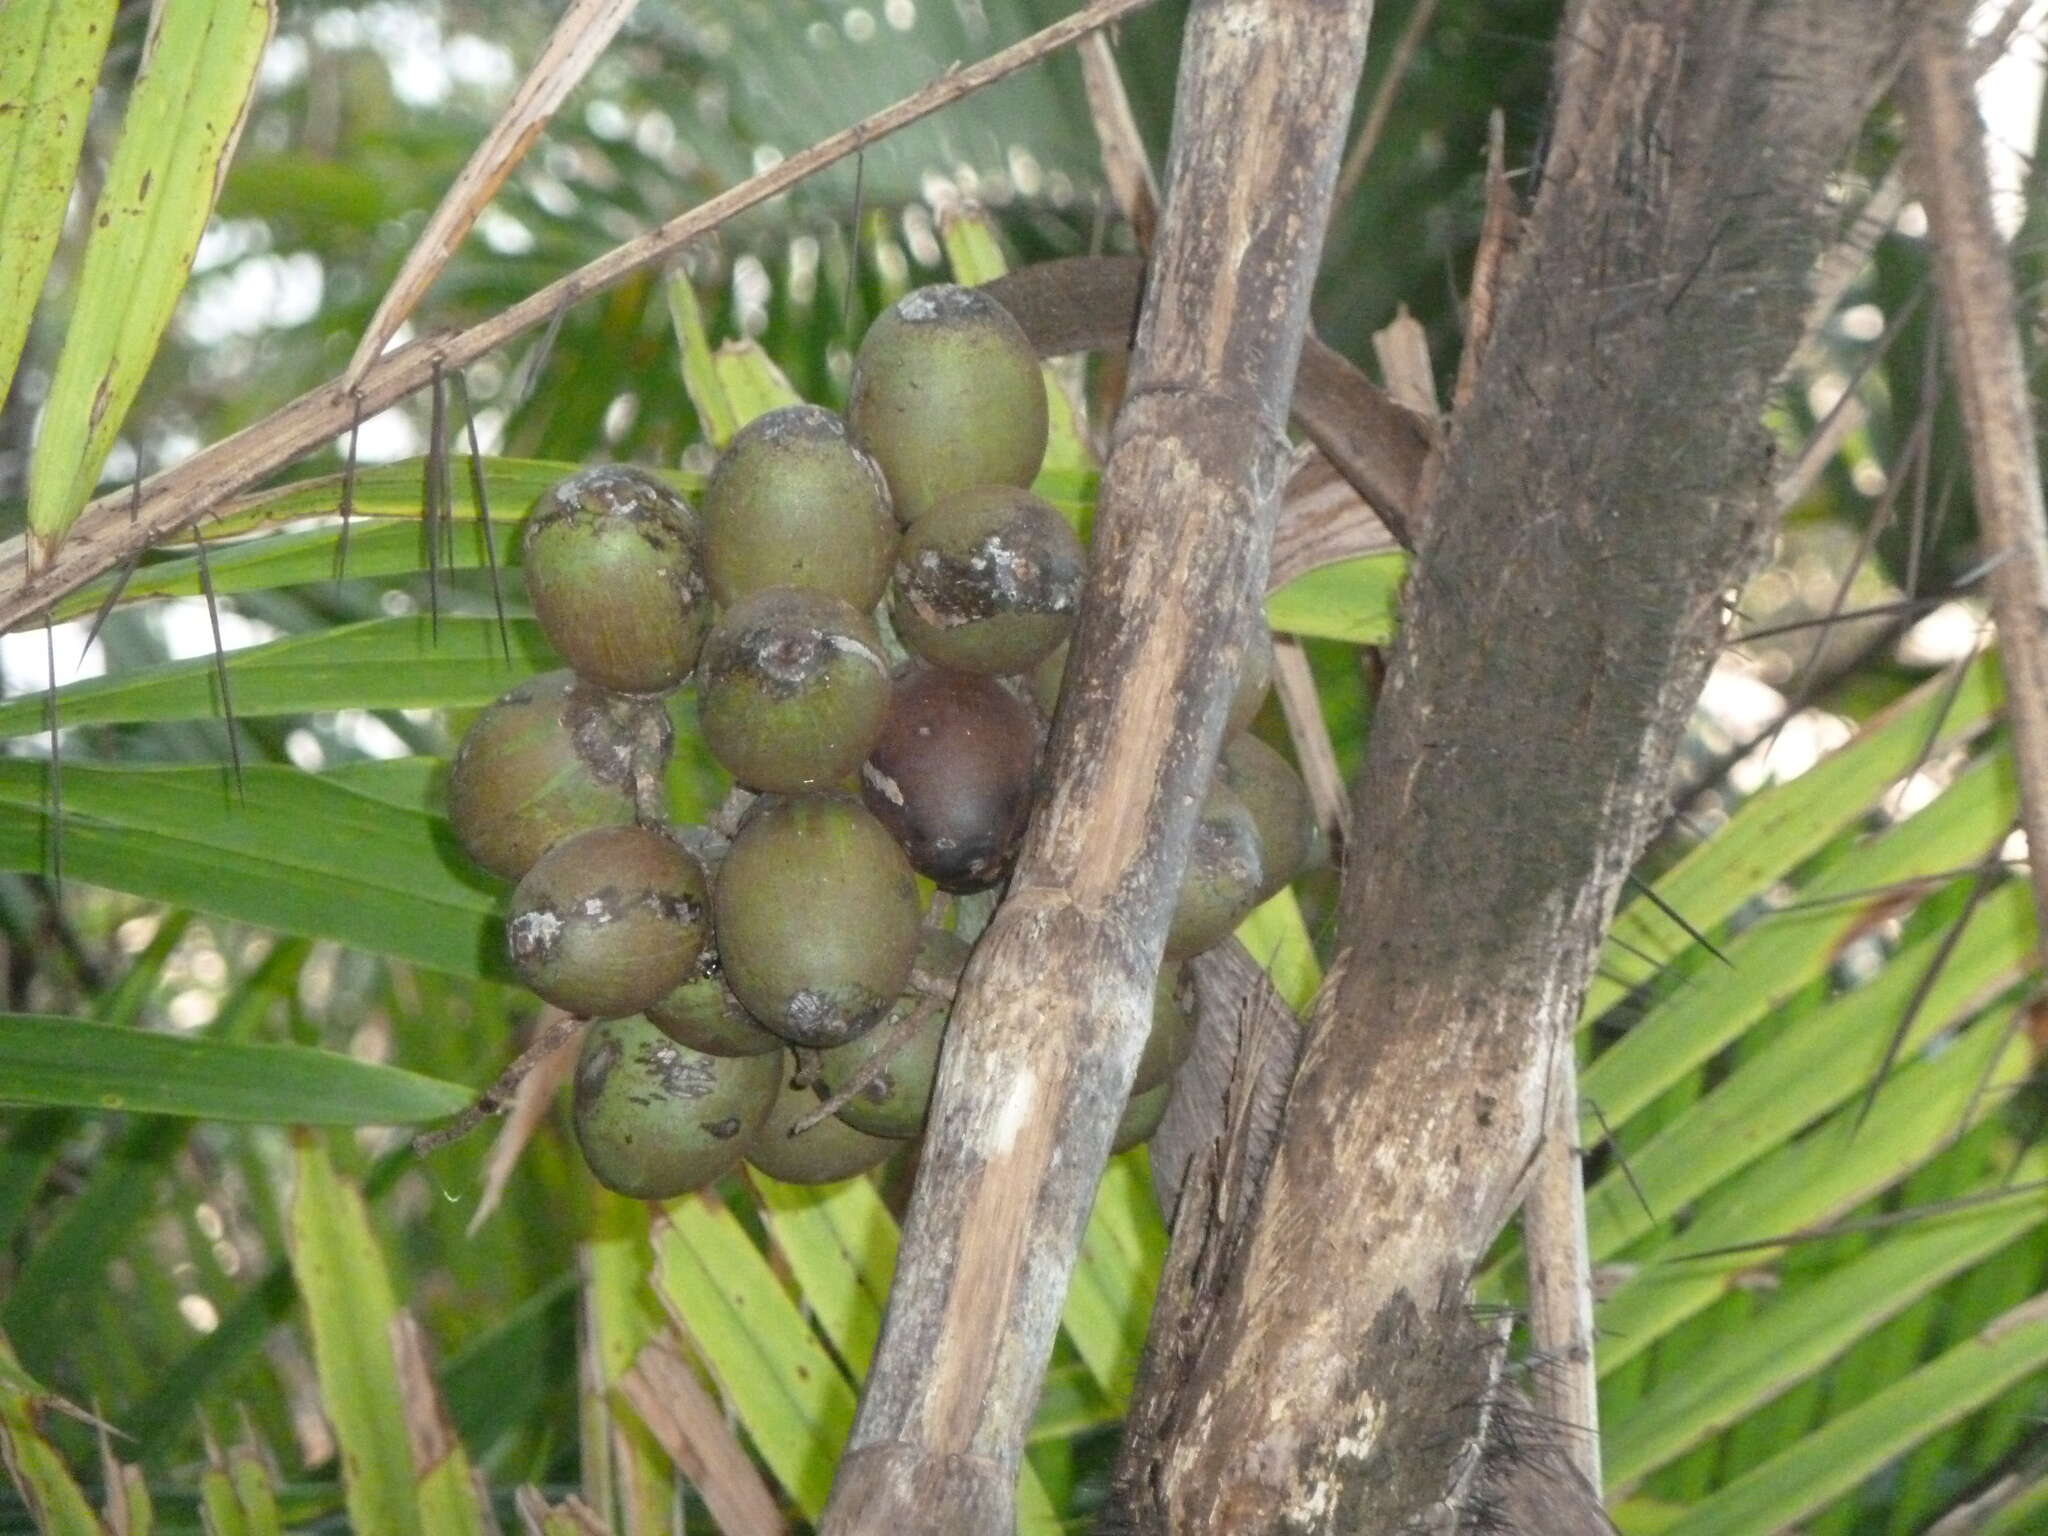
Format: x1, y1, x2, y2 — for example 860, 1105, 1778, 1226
1594, 1002, 2037, 1377
0, 0, 118, 410
1584, 653, 2002, 1023
1605, 1146, 2048, 1488
1661, 1290, 2048, 1536
1581, 739, 2020, 1146
0, 1335, 109, 1536
0, 1014, 470, 1124
286, 1137, 421, 1536
25, 0, 275, 560
0, 617, 553, 737
0, 761, 507, 979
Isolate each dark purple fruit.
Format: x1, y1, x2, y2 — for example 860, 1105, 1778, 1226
1227, 624, 1275, 737
507, 824, 710, 1018
1113, 1079, 1173, 1154
522, 465, 710, 694
697, 587, 892, 794
1219, 734, 1314, 902
745, 1058, 898, 1184
446, 670, 671, 882
714, 796, 922, 1047
860, 665, 1039, 892
1134, 964, 1192, 1096
1163, 781, 1265, 962
814, 929, 969, 1138
892, 485, 1084, 675
847, 284, 1048, 523
572, 1015, 779, 1199
702, 405, 897, 609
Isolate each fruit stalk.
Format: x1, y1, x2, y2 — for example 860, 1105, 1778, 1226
819, 2, 1376, 1530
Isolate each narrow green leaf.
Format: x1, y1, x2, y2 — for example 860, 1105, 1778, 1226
54, 517, 526, 624
26, 0, 275, 559
1585, 651, 2003, 1021
749, 1170, 899, 1378
1234, 886, 1322, 1011
580, 1194, 675, 1536
0, 1014, 470, 1124
736, 1173, 1065, 1528
1265, 555, 1405, 646
0, 761, 507, 979
197, 1457, 246, 1536
286, 1135, 422, 1536
0, 0, 118, 407
1606, 1148, 2048, 1486
1060, 1151, 1165, 1404
667, 274, 739, 448
1584, 872, 2034, 1259
226, 1442, 282, 1536
1581, 744, 2019, 1143
1662, 1291, 2048, 1536
0, 1335, 109, 1535
650, 1193, 856, 1519
1595, 1004, 2035, 1375
0, 616, 553, 737
711, 339, 803, 428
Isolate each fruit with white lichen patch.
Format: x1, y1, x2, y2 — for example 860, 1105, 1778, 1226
446, 670, 671, 883
847, 284, 1048, 522
713, 795, 922, 1048
571, 1015, 779, 1198
522, 465, 710, 694
506, 824, 710, 1019
702, 404, 897, 608
892, 484, 1084, 675
696, 587, 893, 794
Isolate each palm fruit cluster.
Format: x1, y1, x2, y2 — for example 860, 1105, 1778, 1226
446, 283, 1317, 1203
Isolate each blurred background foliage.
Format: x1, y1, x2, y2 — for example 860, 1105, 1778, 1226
2, 1, 2047, 1532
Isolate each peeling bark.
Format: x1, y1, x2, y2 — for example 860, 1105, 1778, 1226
1113, 2, 1916, 1530
819, 3, 1375, 1530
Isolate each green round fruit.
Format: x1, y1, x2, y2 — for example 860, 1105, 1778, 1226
1134, 964, 1192, 1096
572, 1015, 779, 1199
445, 670, 671, 883
714, 796, 922, 1047
1227, 624, 1275, 737
696, 588, 892, 794
848, 284, 1048, 522
859, 664, 1041, 892
702, 404, 897, 609
522, 465, 710, 694
1219, 734, 1315, 902
892, 485, 1084, 675
646, 957, 785, 1058
1113, 1079, 1173, 1154
814, 929, 968, 1138
745, 1059, 899, 1184
507, 824, 711, 1018
1163, 781, 1265, 962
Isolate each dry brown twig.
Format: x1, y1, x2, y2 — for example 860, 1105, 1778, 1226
1905, 2, 2048, 969
344, 0, 641, 386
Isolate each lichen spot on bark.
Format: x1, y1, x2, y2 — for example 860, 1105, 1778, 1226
986, 1071, 1038, 1156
